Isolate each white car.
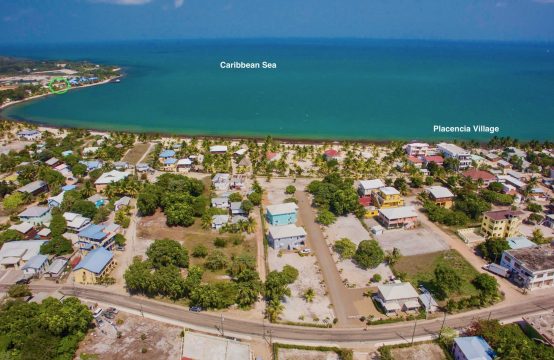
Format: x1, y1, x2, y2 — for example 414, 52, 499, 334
299, 248, 311, 254
93, 308, 103, 318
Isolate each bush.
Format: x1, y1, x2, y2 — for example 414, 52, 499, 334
371, 274, 382, 283
333, 238, 356, 259
204, 250, 228, 270
213, 237, 227, 248
285, 185, 296, 194
192, 244, 209, 258
316, 209, 336, 226
353, 240, 384, 269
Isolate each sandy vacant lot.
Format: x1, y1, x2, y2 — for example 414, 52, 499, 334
390, 343, 446, 360
260, 177, 312, 205
75, 312, 182, 360
268, 250, 334, 325
324, 215, 393, 288
278, 348, 339, 360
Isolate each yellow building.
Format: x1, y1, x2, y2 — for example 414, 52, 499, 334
480, 209, 524, 238
73, 247, 116, 285
373, 187, 404, 209
426, 186, 455, 209
365, 206, 379, 218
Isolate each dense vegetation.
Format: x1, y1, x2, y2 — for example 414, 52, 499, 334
0, 297, 92, 360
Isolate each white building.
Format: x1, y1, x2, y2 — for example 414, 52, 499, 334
405, 142, 429, 157
18, 206, 51, 225
437, 143, 472, 169
268, 224, 307, 250
0, 240, 47, 270
212, 173, 231, 191
374, 282, 421, 314
63, 212, 92, 232
94, 170, 129, 191
21, 254, 49, 277
358, 179, 386, 196
501, 245, 554, 290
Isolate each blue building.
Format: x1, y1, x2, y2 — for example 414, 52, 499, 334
159, 149, 176, 159
266, 203, 298, 226
506, 236, 536, 250
77, 223, 119, 252
452, 336, 495, 360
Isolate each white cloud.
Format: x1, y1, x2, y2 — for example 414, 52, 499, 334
174, 0, 184, 8
91, 0, 153, 5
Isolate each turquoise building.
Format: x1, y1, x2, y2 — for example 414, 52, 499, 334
266, 203, 298, 226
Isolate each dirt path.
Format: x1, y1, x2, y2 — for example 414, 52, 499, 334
295, 190, 366, 327
253, 207, 267, 281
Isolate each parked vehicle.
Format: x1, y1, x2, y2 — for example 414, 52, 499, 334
299, 248, 311, 254
93, 308, 103, 318
483, 263, 509, 278
189, 306, 203, 312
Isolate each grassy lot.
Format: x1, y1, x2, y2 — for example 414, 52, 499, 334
393, 249, 480, 302
122, 142, 150, 164
138, 211, 257, 283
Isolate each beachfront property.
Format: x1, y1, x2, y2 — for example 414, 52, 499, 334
378, 206, 418, 229
266, 203, 298, 226
77, 223, 120, 253
73, 247, 116, 285
268, 224, 307, 250
437, 143, 472, 169
323, 148, 341, 161
44, 157, 61, 168
405, 142, 430, 157
210, 145, 228, 154
358, 179, 385, 196
374, 282, 421, 314
63, 212, 92, 232
497, 174, 526, 190
373, 186, 404, 208
94, 170, 129, 191
452, 336, 494, 360
480, 209, 523, 238
423, 155, 444, 167
18, 206, 51, 225
16, 129, 41, 141
16, 180, 48, 196
21, 254, 49, 277
425, 186, 455, 209
212, 173, 231, 191
501, 245, 554, 290
462, 168, 497, 187
0, 240, 47, 270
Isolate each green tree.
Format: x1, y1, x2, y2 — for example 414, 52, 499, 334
285, 185, 296, 194
114, 233, 126, 246
0, 229, 24, 244
146, 239, 189, 269
2, 192, 25, 214
40, 235, 73, 255
165, 203, 195, 227
137, 190, 159, 216
49, 213, 67, 237
477, 238, 510, 263
473, 273, 498, 299
434, 264, 462, 297
70, 200, 97, 219
333, 238, 356, 259
8, 284, 31, 298
281, 264, 299, 283
241, 199, 254, 213
247, 191, 262, 206
228, 192, 242, 202
228, 253, 256, 277
192, 244, 209, 258
353, 240, 384, 269
316, 208, 336, 225
204, 250, 228, 271
115, 210, 130, 228
531, 228, 547, 244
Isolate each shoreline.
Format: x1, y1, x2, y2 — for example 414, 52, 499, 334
0, 74, 122, 111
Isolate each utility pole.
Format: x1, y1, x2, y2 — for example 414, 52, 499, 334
411, 318, 418, 345
220, 314, 225, 337
438, 311, 447, 339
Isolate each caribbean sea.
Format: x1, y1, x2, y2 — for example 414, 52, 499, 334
1, 39, 553, 141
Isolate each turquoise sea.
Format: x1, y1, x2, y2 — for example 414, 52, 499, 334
1, 39, 553, 141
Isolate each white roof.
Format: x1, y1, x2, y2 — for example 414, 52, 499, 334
426, 186, 454, 199
234, 148, 247, 156
378, 282, 419, 301
269, 224, 306, 239
0, 240, 47, 262
94, 170, 129, 185
177, 158, 192, 165
266, 203, 298, 216
379, 186, 400, 196
19, 206, 49, 218
48, 191, 65, 205
437, 142, 470, 156
359, 179, 385, 190
83, 146, 99, 154
9, 222, 34, 234
210, 145, 228, 153
37, 228, 51, 237
379, 206, 418, 220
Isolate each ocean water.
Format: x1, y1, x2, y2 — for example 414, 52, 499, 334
1, 39, 553, 141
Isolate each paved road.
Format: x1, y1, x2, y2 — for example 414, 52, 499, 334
296, 190, 369, 327
19, 284, 554, 344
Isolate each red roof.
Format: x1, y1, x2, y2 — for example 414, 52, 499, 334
407, 156, 423, 164
266, 152, 278, 160
359, 196, 372, 207
463, 168, 496, 181
424, 155, 444, 164
324, 149, 339, 157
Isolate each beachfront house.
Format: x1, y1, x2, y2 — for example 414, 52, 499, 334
405, 142, 429, 157
18, 206, 51, 225
210, 145, 227, 154
374, 282, 421, 314
268, 224, 307, 250
437, 143, 472, 170
462, 169, 497, 187
17, 129, 41, 141
266, 203, 298, 226
73, 247, 116, 285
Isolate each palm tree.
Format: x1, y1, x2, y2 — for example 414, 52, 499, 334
303, 288, 315, 303
80, 180, 95, 198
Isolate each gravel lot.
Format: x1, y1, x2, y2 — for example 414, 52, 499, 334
390, 342, 446, 360
278, 348, 339, 360
267, 249, 334, 325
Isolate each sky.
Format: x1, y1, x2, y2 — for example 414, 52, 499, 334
1, 0, 554, 44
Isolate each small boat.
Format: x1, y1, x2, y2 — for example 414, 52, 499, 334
113, 78, 121, 83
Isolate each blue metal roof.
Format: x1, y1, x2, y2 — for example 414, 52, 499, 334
78, 242, 94, 250
454, 337, 494, 360
507, 236, 536, 250
21, 254, 48, 270
74, 247, 113, 274
62, 184, 77, 191
78, 224, 107, 241
159, 149, 176, 158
